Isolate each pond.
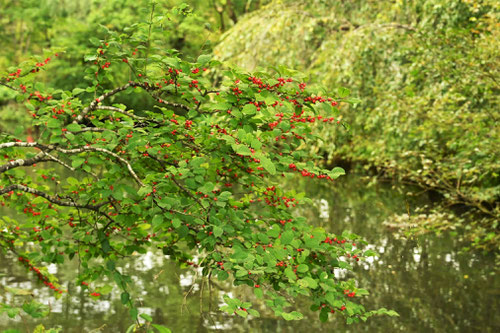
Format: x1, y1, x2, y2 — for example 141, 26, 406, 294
0, 173, 498, 332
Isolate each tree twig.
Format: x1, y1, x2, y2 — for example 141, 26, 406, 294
0, 184, 109, 210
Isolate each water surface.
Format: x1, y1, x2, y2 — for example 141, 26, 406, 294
0, 174, 498, 332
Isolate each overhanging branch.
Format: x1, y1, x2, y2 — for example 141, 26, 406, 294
0, 142, 141, 185
0, 184, 108, 210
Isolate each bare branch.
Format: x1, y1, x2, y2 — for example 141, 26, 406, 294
0, 142, 38, 149
152, 94, 191, 112
42, 152, 75, 172
0, 151, 46, 173
72, 127, 109, 134
54, 146, 144, 187
75, 82, 136, 123
96, 106, 151, 122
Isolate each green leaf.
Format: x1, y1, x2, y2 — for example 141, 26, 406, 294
172, 219, 181, 228
97, 285, 113, 295
121, 292, 130, 304
236, 310, 248, 317
72, 88, 85, 95
386, 310, 399, 317
319, 307, 329, 322
251, 139, 262, 150
65, 132, 75, 141
356, 288, 370, 296
345, 97, 362, 105
248, 309, 260, 317
140, 313, 153, 322
217, 270, 229, 281
101, 238, 112, 254
266, 226, 280, 239
129, 307, 138, 320
296, 264, 309, 273
234, 145, 251, 156
5, 286, 33, 296
326, 293, 343, 308
84, 54, 97, 62
232, 249, 248, 260
260, 156, 276, 175
281, 230, 294, 245
213, 226, 223, 237
66, 123, 82, 132
47, 118, 60, 128
338, 87, 350, 98
282, 311, 303, 320
83, 131, 92, 141
363, 250, 377, 257
71, 157, 85, 168
89, 37, 101, 46
7, 307, 20, 318
284, 267, 296, 281
137, 186, 152, 197
303, 277, 318, 289
152, 324, 172, 333
22, 301, 49, 318
126, 324, 136, 333
152, 215, 164, 228
201, 182, 214, 194
197, 54, 211, 65
329, 167, 346, 179
236, 269, 248, 278
242, 104, 257, 115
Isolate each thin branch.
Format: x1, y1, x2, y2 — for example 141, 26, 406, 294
0, 141, 143, 186
0, 81, 18, 91
171, 176, 206, 212
0, 151, 46, 173
75, 83, 137, 123
95, 106, 151, 122
54, 146, 144, 187
153, 94, 191, 112
352, 22, 417, 32
145, 1, 156, 75
42, 152, 75, 172
0, 141, 39, 149
374, 23, 416, 32
0, 184, 108, 210
72, 127, 109, 134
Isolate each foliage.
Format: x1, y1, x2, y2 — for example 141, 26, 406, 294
0, 9, 392, 329
214, 0, 500, 249
0, 0, 266, 97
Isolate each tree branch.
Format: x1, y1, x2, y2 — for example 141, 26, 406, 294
75, 82, 137, 123
0, 81, 18, 91
0, 151, 46, 173
54, 146, 145, 187
0, 142, 39, 149
41, 152, 74, 170
72, 127, 110, 134
0, 184, 108, 210
95, 106, 152, 122
75, 81, 191, 125
0, 141, 142, 186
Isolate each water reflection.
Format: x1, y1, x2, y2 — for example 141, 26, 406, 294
0, 174, 498, 332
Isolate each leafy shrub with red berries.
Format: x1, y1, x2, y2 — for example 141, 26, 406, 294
0, 21, 396, 330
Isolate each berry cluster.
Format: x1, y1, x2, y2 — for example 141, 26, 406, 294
18, 256, 64, 294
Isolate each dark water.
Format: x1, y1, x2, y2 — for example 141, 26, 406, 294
0, 174, 498, 332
